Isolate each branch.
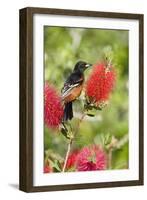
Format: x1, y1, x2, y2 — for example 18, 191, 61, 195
108, 149, 113, 169
74, 112, 86, 137
62, 111, 86, 172
62, 139, 72, 172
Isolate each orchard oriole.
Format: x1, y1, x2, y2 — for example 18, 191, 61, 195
61, 61, 92, 121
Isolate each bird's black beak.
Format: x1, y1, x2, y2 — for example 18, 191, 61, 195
85, 63, 92, 68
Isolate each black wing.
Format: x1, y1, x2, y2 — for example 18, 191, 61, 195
61, 71, 83, 99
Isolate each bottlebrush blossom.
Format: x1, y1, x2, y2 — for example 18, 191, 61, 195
85, 63, 116, 107
66, 150, 79, 170
44, 164, 52, 173
76, 145, 107, 171
44, 83, 64, 128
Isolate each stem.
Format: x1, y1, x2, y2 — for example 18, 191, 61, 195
74, 112, 86, 137
108, 148, 112, 169
62, 112, 86, 172
62, 139, 72, 172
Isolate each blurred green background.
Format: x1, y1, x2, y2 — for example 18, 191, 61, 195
44, 26, 129, 170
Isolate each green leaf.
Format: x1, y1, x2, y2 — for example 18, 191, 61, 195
86, 108, 97, 117
50, 159, 62, 172
60, 123, 71, 139
87, 113, 95, 117
103, 133, 112, 146
60, 122, 74, 140
94, 133, 112, 148
61, 127, 71, 139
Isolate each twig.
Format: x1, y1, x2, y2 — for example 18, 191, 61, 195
108, 148, 113, 169
62, 111, 86, 172
115, 134, 128, 149
62, 139, 72, 172
107, 134, 129, 169
74, 112, 86, 137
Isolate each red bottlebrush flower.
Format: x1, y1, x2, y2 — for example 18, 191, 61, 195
85, 63, 116, 107
76, 145, 107, 171
44, 164, 52, 173
44, 83, 64, 128
66, 150, 79, 170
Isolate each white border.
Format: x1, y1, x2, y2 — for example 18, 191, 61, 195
33, 14, 139, 186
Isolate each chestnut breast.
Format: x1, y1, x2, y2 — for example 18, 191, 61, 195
63, 83, 84, 103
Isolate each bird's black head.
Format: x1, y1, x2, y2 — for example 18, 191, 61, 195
74, 61, 92, 73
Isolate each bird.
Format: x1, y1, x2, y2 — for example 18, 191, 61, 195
61, 61, 92, 121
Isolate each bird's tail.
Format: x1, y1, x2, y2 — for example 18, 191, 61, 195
63, 102, 73, 121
